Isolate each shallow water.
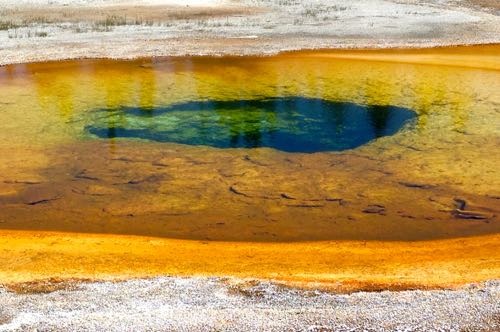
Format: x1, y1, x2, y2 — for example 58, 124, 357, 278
0, 46, 498, 241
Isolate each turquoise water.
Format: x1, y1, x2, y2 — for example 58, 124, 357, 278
86, 97, 416, 153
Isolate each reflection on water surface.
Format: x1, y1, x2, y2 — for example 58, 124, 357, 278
0, 46, 498, 242
86, 98, 416, 153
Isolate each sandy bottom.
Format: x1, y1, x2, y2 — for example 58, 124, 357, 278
1, 277, 499, 331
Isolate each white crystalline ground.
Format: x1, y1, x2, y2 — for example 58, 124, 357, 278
0, 0, 224, 6
0, 0, 499, 65
0, 277, 499, 331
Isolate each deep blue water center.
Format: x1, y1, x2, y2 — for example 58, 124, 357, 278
86, 97, 416, 153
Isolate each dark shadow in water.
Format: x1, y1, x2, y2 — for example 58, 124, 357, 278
86, 97, 416, 153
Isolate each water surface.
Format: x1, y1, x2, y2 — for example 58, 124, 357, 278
0, 46, 498, 241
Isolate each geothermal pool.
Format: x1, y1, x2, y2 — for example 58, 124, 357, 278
0, 47, 498, 242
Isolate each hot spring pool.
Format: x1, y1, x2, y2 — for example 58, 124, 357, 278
0, 46, 498, 241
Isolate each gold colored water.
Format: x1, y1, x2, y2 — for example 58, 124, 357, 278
0, 45, 498, 288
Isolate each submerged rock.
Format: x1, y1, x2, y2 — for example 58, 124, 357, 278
362, 204, 386, 215
452, 209, 492, 220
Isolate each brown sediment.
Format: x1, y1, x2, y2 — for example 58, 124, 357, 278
0, 230, 499, 291
1, 139, 499, 242
463, 0, 500, 12
3, 277, 86, 294
0, 4, 260, 25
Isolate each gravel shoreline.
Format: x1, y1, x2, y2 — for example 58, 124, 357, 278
0, 277, 499, 331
